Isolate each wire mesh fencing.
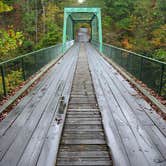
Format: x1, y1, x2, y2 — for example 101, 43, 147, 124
91, 41, 166, 98
0, 41, 74, 99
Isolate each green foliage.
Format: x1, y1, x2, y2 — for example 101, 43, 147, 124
0, 28, 24, 61
0, 1, 13, 13
0, 0, 165, 62
36, 24, 62, 48
36, 2, 62, 48
151, 24, 166, 48
5, 70, 23, 91
0, 76, 3, 96
22, 12, 36, 36
103, 0, 166, 62
0, 70, 23, 95
153, 49, 166, 61
104, 0, 134, 20
20, 40, 35, 53
116, 17, 132, 30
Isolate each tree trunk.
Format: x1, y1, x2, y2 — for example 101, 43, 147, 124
35, 0, 38, 43
41, 0, 46, 34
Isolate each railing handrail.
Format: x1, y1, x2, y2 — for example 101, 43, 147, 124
92, 40, 166, 65
104, 43, 166, 65
0, 43, 62, 66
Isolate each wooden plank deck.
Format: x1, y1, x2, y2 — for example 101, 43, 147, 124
0, 43, 165, 166
56, 44, 112, 166
87, 43, 166, 166
0, 45, 79, 166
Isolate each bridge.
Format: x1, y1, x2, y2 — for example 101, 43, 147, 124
0, 8, 166, 166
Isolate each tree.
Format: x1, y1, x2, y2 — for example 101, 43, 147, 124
0, 27, 24, 61
0, 1, 12, 13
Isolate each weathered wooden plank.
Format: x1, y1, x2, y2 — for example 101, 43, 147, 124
71, 92, 95, 95
67, 114, 100, 118
0, 61, 61, 136
66, 117, 101, 121
17, 76, 70, 166
59, 151, 110, 157
17, 97, 61, 166
0, 84, 63, 165
70, 94, 95, 98
98, 79, 148, 166
64, 124, 103, 132
35, 46, 79, 166
98, 54, 166, 133
67, 110, 100, 114
0, 46, 79, 166
0, 47, 74, 138
70, 98, 96, 104
87, 45, 146, 166
59, 145, 108, 152
65, 120, 102, 125
67, 113, 100, 116
63, 131, 104, 139
0, 54, 73, 162
88, 44, 166, 166
144, 126, 166, 158
68, 108, 99, 111
68, 104, 98, 109
61, 139, 106, 145
56, 44, 112, 165
100, 59, 166, 160
96, 51, 165, 164
72, 86, 93, 90
96, 45, 166, 135
56, 158, 112, 166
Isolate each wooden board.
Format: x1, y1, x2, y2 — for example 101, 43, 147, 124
56, 44, 112, 166
87, 43, 166, 166
0, 45, 79, 166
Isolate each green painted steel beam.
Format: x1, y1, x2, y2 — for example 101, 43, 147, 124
73, 20, 91, 23
90, 14, 96, 21
72, 18, 92, 21
97, 9, 102, 52
62, 11, 67, 51
69, 14, 74, 21
65, 8, 100, 13
63, 7, 103, 52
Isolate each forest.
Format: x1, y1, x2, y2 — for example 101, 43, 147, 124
0, 0, 166, 62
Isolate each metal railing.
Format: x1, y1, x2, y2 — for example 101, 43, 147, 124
0, 41, 74, 99
91, 41, 166, 98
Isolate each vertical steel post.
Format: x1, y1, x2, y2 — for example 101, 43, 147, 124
110, 47, 112, 58
159, 64, 164, 95
1, 65, 7, 96
127, 53, 130, 70
21, 58, 26, 81
63, 10, 68, 52
120, 50, 123, 65
34, 53, 38, 71
139, 57, 143, 80
97, 9, 103, 52
127, 53, 131, 71
90, 21, 92, 42
73, 21, 75, 40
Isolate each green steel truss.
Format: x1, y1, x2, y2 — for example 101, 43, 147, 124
63, 8, 103, 52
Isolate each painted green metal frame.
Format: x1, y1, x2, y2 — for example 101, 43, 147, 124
63, 8, 103, 52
